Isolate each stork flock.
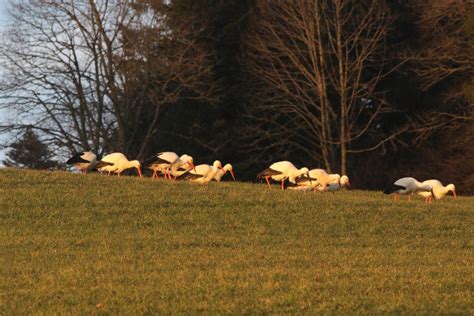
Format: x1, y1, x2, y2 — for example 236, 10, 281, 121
66, 151, 457, 203
66, 151, 235, 184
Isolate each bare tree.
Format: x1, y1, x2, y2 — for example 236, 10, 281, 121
117, 1, 221, 158
0, 0, 131, 156
242, 0, 402, 174
0, 0, 220, 159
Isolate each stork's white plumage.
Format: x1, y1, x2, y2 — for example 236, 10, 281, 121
294, 168, 330, 191
169, 154, 195, 178
213, 163, 235, 181
384, 177, 432, 201
291, 171, 351, 192
178, 160, 223, 184
257, 161, 310, 190
417, 179, 456, 203
96, 152, 142, 177
327, 175, 351, 191
328, 174, 341, 185
66, 151, 97, 174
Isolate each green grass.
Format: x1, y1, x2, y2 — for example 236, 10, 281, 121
1, 168, 473, 314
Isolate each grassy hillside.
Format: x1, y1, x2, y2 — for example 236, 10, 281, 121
1, 168, 473, 314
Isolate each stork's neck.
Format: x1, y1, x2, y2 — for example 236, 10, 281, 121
438, 185, 451, 196
414, 179, 425, 188
128, 160, 140, 169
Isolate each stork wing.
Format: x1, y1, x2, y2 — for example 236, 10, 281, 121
383, 184, 406, 194
95, 161, 115, 169
295, 176, 318, 184
143, 155, 172, 167
176, 171, 204, 181
256, 168, 282, 178
66, 152, 89, 164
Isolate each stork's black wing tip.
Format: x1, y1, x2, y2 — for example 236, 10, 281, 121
66, 152, 89, 164
383, 184, 405, 194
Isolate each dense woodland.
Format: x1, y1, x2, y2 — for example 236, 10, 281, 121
0, 0, 473, 193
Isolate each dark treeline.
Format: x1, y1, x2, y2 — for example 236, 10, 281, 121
0, 0, 472, 193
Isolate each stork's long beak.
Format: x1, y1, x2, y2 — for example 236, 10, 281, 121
190, 162, 196, 172
347, 181, 352, 189
229, 169, 236, 181
137, 167, 143, 178
452, 190, 457, 199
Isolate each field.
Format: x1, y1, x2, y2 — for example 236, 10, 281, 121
1, 168, 473, 314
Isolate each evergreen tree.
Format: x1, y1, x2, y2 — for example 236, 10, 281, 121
3, 128, 59, 169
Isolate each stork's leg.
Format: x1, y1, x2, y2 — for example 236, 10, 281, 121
265, 176, 271, 189
393, 193, 398, 200
408, 195, 412, 202
281, 180, 285, 191
152, 170, 157, 178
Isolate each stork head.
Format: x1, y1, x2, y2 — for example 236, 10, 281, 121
296, 167, 311, 184
130, 160, 142, 177
213, 160, 223, 170
447, 183, 456, 198
340, 175, 351, 189
180, 154, 192, 163
223, 163, 235, 180
180, 154, 195, 171
298, 167, 309, 176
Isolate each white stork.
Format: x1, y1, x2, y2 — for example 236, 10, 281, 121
95, 153, 142, 177
213, 163, 235, 182
66, 151, 97, 174
293, 168, 330, 191
143, 152, 194, 179
257, 161, 310, 190
417, 180, 456, 203
327, 175, 351, 191
383, 177, 432, 202
290, 172, 351, 192
169, 154, 195, 179
177, 160, 223, 184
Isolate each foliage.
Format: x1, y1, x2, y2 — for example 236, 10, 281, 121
2, 128, 60, 169
1, 168, 473, 313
